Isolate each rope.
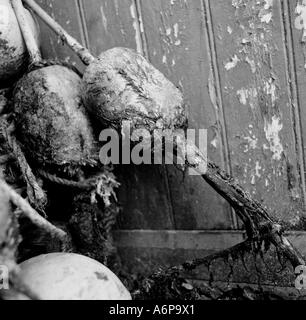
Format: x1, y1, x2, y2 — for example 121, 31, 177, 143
102, 206, 119, 239
0, 119, 47, 213
37, 169, 98, 190
0, 179, 69, 248
28, 59, 83, 77
0, 154, 14, 165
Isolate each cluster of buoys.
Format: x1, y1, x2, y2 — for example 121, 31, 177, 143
1, 0, 204, 301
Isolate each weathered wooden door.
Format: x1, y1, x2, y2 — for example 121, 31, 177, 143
36, 0, 306, 286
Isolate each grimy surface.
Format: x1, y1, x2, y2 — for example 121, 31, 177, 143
34, 0, 306, 284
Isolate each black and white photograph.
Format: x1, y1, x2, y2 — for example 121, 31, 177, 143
1, 0, 306, 307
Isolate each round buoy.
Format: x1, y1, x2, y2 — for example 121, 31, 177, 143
0, 0, 39, 84
17, 253, 131, 300
13, 65, 96, 168
82, 47, 186, 132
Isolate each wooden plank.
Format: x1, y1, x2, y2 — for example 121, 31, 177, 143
287, 231, 306, 256
80, 0, 138, 55
34, 0, 86, 71
288, 0, 306, 208
82, 0, 175, 229
114, 229, 306, 255
114, 229, 305, 287
113, 229, 244, 250
115, 165, 174, 229
208, 0, 305, 225
138, 0, 233, 230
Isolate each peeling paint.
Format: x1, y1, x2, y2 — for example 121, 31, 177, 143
130, 0, 304, 224
114, 0, 119, 15
130, 3, 142, 54
138, 10, 145, 34
251, 175, 256, 185
264, 0, 273, 10
208, 68, 218, 113
295, 0, 306, 41
264, 115, 284, 161
224, 55, 240, 70
232, 0, 242, 9
166, 27, 172, 36
245, 56, 256, 73
237, 88, 248, 105
260, 12, 272, 24
100, 5, 108, 33
211, 137, 218, 149
259, 0, 274, 24
244, 136, 258, 150
237, 87, 258, 108
264, 78, 277, 107
241, 38, 250, 45
173, 23, 179, 38
255, 161, 262, 177
250, 161, 263, 185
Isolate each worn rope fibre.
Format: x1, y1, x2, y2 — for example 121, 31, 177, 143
1, 119, 118, 233
37, 169, 101, 190
27, 58, 83, 77
0, 118, 47, 212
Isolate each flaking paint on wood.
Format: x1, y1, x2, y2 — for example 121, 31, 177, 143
80, 0, 137, 55
209, 0, 305, 226
289, 0, 306, 210
34, 0, 306, 231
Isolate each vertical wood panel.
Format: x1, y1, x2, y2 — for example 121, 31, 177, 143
209, 0, 305, 226
115, 165, 174, 229
139, 0, 233, 229
288, 0, 306, 219
81, 0, 175, 229
35, 0, 86, 71
80, 0, 137, 55
202, 0, 239, 229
